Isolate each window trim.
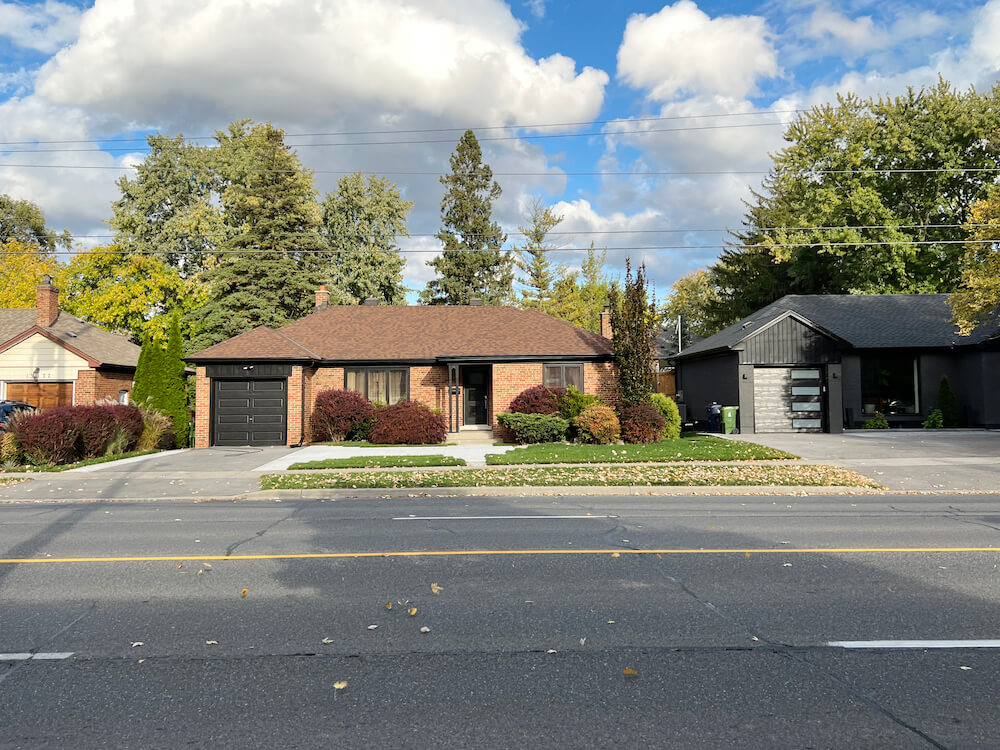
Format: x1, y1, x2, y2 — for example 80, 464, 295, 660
543, 362, 585, 390
343, 366, 410, 404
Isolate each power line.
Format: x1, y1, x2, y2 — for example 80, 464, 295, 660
0, 108, 808, 147
0, 121, 791, 154
0, 239, 994, 256
21, 223, 994, 241
2, 161, 998, 177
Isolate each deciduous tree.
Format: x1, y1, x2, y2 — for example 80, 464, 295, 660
950, 185, 1000, 333
0, 239, 62, 308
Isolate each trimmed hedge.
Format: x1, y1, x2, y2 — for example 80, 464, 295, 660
369, 400, 447, 445
650, 393, 682, 440
620, 403, 666, 444
497, 412, 569, 444
312, 389, 374, 441
509, 385, 566, 415
573, 404, 620, 444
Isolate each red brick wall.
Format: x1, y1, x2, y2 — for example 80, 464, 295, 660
584, 362, 619, 408
490, 362, 543, 440
411, 364, 450, 420
287, 366, 304, 447
73, 369, 134, 405
194, 367, 210, 449
303, 366, 345, 441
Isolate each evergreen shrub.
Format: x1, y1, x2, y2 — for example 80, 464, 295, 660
863, 412, 890, 429
509, 385, 565, 415
937, 377, 960, 427
496, 412, 569, 444
922, 408, 944, 429
573, 404, 620, 444
558, 386, 603, 421
369, 401, 447, 444
312, 389, 375, 441
649, 393, 682, 440
620, 403, 666, 444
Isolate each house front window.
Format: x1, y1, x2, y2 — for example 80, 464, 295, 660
543, 363, 583, 390
860, 354, 919, 415
345, 368, 408, 404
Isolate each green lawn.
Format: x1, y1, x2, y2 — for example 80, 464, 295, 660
485, 435, 797, 465
261, 464, 879, 490
2, 450, 159, 473
288, 455, 466, 469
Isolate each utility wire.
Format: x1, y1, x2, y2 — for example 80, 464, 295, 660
0, 239, 994, 256
0, 108, 808, 147
1, 162, 997, 177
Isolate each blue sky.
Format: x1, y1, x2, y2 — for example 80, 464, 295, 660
2, 0, 999, 302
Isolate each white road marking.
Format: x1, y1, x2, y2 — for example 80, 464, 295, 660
0, 652, 74, 660
392, 515, 617, 521
828, 640, 1000, 649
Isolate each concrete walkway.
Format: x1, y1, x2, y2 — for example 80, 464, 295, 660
253, 443, 515, 471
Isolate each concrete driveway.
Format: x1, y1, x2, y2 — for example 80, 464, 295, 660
726, 430, 1000, 491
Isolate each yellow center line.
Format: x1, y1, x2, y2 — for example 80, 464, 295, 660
0, 547, 997, 564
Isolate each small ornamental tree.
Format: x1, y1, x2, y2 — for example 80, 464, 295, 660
312, 389, 374, 441
937, 376, 960, 427
509, 384, 565, 415
130, 334, 160, 408
608, 259, 658, 408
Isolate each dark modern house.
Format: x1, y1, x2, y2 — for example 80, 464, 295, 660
673, 294, 1000, 433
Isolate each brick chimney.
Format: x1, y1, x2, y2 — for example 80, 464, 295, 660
600, 306, 612, 339
315, 284, 330, 311
37, 275, 59, 327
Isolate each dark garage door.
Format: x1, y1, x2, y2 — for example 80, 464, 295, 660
212, 379, 287, 446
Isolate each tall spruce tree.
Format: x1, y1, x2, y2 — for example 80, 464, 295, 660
420, 130, 512, 305
321, 173, 411, 304
516, 198, 561, 312
131, 335, 161, 408
188, 121, 350, 350
608, 259, 657, 408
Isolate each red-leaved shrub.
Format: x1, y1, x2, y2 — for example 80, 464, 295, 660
312, 389, 374, 441
620, 402, 666, 444
13, 410, 79, 465
369, 400, 446, 445
509, 385, 566, 415
71, 405, 120, 458
108, 404, 144, 447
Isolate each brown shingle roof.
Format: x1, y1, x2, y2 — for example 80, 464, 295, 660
0, 309, 140, 368
188, 306, 613, 362
189, 326, 320, 360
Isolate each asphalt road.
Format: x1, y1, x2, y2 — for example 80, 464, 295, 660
2, 494, 1000, 748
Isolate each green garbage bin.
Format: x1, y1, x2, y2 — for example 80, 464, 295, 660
721, 406, 739, 434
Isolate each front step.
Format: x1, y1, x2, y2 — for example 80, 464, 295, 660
449, 428, 495, 445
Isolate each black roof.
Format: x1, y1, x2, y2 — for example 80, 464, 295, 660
676, 294, 999, 359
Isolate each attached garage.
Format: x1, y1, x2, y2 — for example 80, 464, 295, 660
206, 364, 292, 447
752, 367, 825, 433
4, 382, 74, 410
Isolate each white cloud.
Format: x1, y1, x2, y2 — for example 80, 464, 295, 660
0, 1, 82, 54
800, 4, 947, 58
524, 0, 546, 20
36, 0, 607, 132
616, 1, 778, 101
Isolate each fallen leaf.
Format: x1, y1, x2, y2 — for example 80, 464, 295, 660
546, 649, 557, 654
197, 569, 204, 576
579, 638, 587, 646
607, 620, 616, 624
960, 666, 972, 671
176, 563, 184, 569
205, 640, 218, 645
623, 668, 637, 676
408, 608, 418, 617
611, 552, 621, 558
202, 563, 212, 569
241, 588, 248, 597
430, 583, 443, 595
333, 681, 348, 690
368, 624, 378, 630
385, 602, 393, 610
322, 637, 334, 644
137, 659, 145, 664
782, 563, 792, 567
131, 641, 144, 648
420, 626, 431, 634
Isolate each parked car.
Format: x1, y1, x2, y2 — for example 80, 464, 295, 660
0, 400, 36, 430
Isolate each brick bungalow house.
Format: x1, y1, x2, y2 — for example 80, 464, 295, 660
186, 289, 618, 447
0, 278, 139, 408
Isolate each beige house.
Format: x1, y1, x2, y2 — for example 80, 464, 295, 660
0, 278, 140, 409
